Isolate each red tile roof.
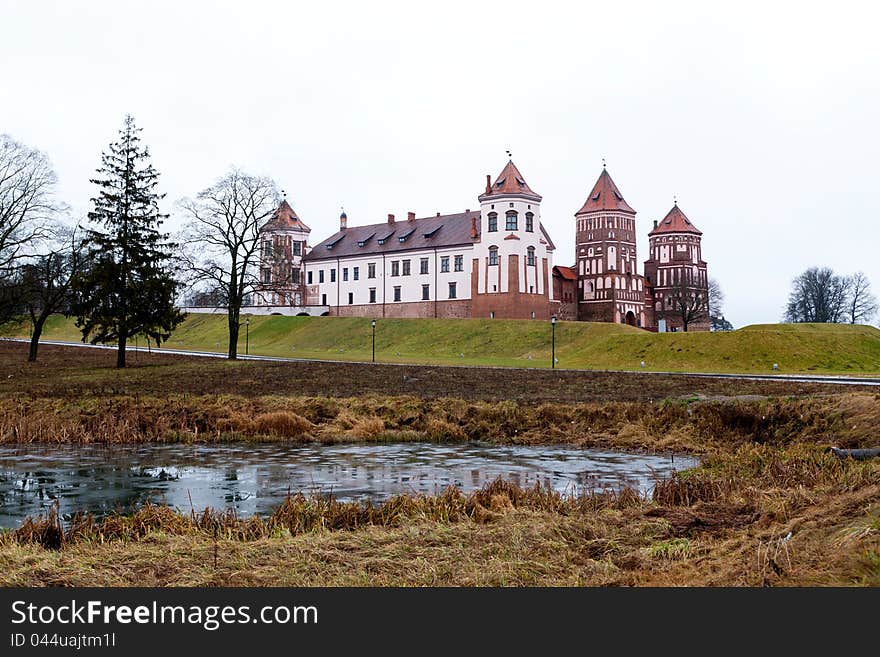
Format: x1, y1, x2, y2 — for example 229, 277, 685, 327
479, 160, 542, 201
649, 204, 702, 236
576, 169, 635, 215
261, 200, 311, 232
553, 265, 577, 281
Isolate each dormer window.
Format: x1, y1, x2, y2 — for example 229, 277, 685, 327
495, 177, 505, 188
398, 228, 415, 243
357, 233, 375, 248
423, 225, 442, 239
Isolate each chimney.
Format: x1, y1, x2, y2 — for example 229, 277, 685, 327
388, 213, 395, 224
485, 174, 491, 195
407, 211, 416, 222
470, 215, 478, 238
436, 212, 441, 217
653, 220, 658, 229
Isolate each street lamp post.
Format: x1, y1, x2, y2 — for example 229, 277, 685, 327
371, 319, 377, 363
245, 318, 250, 356
551, 315, 557, 369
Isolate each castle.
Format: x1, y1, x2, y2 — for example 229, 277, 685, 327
252, 160, 709, 331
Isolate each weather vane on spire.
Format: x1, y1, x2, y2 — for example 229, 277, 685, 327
673, 193, 677, 206
282, 189, 287, 200
602, 157, 606, 169
506, 149, 512, 160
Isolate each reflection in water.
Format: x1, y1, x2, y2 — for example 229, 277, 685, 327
0, 443, 698, 528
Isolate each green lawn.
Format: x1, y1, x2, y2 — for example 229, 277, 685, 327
6, 314, 880, 374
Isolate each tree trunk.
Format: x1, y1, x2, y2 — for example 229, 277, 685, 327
28, 314, 48, 362
228, 310, 239, 360
117, 332, 127, 369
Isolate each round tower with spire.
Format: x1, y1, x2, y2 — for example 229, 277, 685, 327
254, 195, 311, 307
573, 166, 647, 326
643, 202, 709, 331
470, 158, 555, 319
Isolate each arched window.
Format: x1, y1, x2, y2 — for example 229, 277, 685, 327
525, 212, 534, 232
505, 210, 518, 231
526, 246, 535, 266
488, 246, 499, 266
487, 212, 498, 232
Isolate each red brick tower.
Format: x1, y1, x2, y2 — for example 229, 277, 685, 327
643, 203, 709, 332
574, 167, 648, 326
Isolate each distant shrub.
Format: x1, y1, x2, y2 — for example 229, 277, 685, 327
253, 411, 313, 438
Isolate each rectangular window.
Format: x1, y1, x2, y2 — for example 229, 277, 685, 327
343, 267, 348, 282
330, 268, 336, 283
394, 286, 401, 302
261, 269, 271, 284
353, 267, 359, 281
263, 241, 272, 256
506, 212, 517, 231
292, 241, 302, 256
454, 255, 463, 272
402, 260, 411, 276
421, 284, 430, 300
292, 269, 300, 284
525, 214, 534, 232
489, 249, 499, 266
369, 288, 377, 303
368, 263, 376, 279
488, 214, 497, 232
319, 270, 325, 284
307, 270, 313, 284
391, 261, 399, 277
440, 256, 450, 273
448, 282, 457, 299
420, 258, 429, 275
348, 292, 353, 305
321, 293, 327, 305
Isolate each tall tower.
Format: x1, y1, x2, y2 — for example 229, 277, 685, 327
471, 159, 555, 319
574, 167, 646, 326
254, 199, 311, 306
643, 203, 709, 331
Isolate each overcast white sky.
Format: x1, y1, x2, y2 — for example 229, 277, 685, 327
2, 0, 879, 326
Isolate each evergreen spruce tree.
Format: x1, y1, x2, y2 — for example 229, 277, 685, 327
73, 115, 183, 368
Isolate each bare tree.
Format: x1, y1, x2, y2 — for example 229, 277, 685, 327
0, 135, 58, 281
846, 271, 878, 325
707, 277, 728, 330
664, 275, 709, 332
784, 267, 850, 323
178, 170, 279, 359
20, 226, 84, 361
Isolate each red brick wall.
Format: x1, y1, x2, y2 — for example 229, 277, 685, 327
469, 255, 553, 320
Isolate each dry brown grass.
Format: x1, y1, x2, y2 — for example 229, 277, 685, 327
2, 392, 879, 454
2, 342, 880, 586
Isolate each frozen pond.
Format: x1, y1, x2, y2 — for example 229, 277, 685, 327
0, 442, 698, 528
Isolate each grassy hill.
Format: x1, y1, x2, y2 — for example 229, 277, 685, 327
5, 314, 880, 374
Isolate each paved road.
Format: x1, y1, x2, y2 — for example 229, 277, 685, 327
5, 337, 880, 387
